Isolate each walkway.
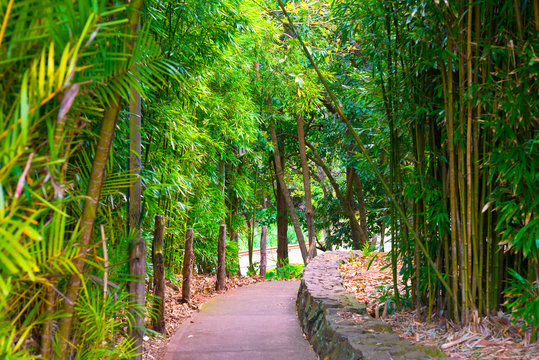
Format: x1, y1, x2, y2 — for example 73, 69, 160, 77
164, 281, 318, 360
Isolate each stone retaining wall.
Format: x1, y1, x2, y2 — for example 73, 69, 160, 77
297, 251, 451, 360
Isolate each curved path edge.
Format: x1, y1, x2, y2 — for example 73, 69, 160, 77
297, 251, 453, 360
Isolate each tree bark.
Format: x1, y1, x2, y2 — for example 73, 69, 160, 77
215, 224, 226, 291
57, 96, 121, 358
273, 159, 289, 267
259, 226, 267, 277
296, 114, 317, 259
269, 122, 309, 264
246, 216, 254, 270
128, 84, 144, 357
40, 284, 55, 359
151, 215, 166, 334
181, 228, 194, 303
233, 232, 241, 276
380, 220, 386, 251
352, 171, 369, 245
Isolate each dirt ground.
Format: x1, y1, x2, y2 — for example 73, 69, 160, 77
339, 252, 538, 359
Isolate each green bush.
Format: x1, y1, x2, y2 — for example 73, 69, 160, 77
266, 263, 304, 280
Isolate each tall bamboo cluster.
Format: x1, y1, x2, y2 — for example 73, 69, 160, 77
372, 0, 538, 329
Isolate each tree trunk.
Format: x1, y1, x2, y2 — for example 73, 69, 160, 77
128, 84, 144, 357
247, 217, 254, 271
233, 232, 241, 276
380, 220, 386, 252
40, 285, 55, 359
259, 226, 267, 277
269, 122, 309, 264
296, 114, 317, 259
216, 224, 226, 291
273, 159, 289, 267
57, 96, 121, 358
445, 38, 460, 320
151, 215, 166, 334
352, 171, 369, 245
305, 144, 365, 249
181, 228, 194, 303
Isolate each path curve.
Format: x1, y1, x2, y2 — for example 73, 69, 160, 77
164, 281, 318, 360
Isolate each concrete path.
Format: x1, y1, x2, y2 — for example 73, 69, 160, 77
164, 281, 318, 360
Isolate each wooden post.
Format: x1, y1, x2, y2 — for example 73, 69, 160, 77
259, 226, 267, 278
152, 215, 166, 334
216, 224, 226, 291
233, 233, 242, 276
181, 228, 194, 303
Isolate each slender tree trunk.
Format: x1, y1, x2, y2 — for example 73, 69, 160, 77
233, 232, 241, 276
296, 114, 317, 259
269, 122, 309, 265
216, 224, 226, 291
259, 226, 267, 277
305, 144, 364, 249
247, 170, 258, 271
181, 228, 194, 303
40, 285, 55, 359
247, 217, 254, 270
352, 171, 369, 245
57, 96, 121, 358
445, 36, 460, 321
128, 84, 144, 358
152, 215, 166, 334
274, 169, 289, 267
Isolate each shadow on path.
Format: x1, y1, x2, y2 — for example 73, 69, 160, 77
164, 281, 318, 360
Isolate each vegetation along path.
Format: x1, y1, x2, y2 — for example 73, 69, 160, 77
164, 281, 317, 360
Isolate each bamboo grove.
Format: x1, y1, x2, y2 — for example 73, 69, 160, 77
0, 0, 537, 358
327, 0, 538, 332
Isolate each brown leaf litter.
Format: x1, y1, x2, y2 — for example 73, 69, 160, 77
339, 252, 538, 359
143, 273, 267, 360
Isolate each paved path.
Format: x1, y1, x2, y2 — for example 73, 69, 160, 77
165, 281, 318, 360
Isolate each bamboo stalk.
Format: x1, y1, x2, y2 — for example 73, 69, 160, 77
445, 33, 460, 320
466, 2, 477, 314
100, 224, 108, 299
474, 2, 484, 315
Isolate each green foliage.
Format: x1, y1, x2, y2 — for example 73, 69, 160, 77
247, 261, 260, 276
504, 269, 539, 341
266, 261, 304, 280
361, 241, 375, 258
70, 286, 141, 359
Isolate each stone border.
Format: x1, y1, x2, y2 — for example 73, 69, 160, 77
297, 251, 451, 360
